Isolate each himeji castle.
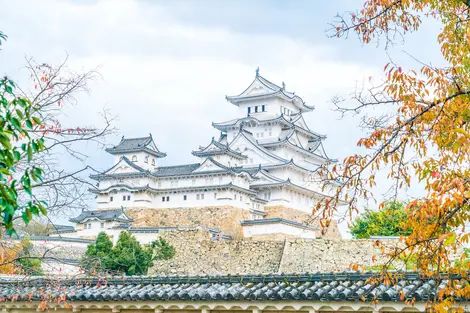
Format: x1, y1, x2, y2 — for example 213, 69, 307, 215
63, 69, 342, 241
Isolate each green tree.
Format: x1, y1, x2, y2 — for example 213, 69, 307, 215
81, 232, 113, 273
0, 31, 46, 234
81, 231, 168, 275
111, 231, 153, 275
350, 201, 412, 239
150, 237, 175, 261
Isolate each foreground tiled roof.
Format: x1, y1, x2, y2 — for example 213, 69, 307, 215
0, 272, 462, 302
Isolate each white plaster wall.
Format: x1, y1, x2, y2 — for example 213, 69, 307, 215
236, 98, 277, 118
114, 151, 158, 171
242, 223, 316, 239
131, 232, 159, 244
296, 132, 310, 149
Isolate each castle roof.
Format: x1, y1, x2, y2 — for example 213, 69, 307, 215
89, 182, 257, 196
225, 69, 314, 113
0, 272, 459, 302
153, 163, 201, 177
69, 208, 133, 223
212, 114, 326, 140
192, 137, 247, 159
261, 138, 336, 163
248, 159, 321, 174
250, 179, 330, 198
105, 134, 166, 158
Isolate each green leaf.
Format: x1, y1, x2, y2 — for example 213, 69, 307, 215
39, 204, 47, 216
10, 117, 21, 129
25, 119, 33, 129
0, 139, 11, 150
22, 208, 32, 224
17, 98, 28, 108
13, 150, 21, 161
5, 84, 13, 95
32, 116, 42, 125
15, 109, 24, 119
32, 141, 38, 153
27, 144, 32, 161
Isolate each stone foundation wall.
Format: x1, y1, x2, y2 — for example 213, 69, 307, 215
264, 206, 340, 240
151, 230, 285, 275
125, 206, 250, 237
150, 229, 400, 275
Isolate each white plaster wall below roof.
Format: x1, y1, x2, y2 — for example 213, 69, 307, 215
242, 222, 316, 239
130, 231, 159, 244
224, 117, 283, 143
114, 151, 158, 171
97, 188, 257, 211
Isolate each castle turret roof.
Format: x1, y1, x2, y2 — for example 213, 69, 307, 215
225, 69, 314, 112
105, 134, 167, 158
69, 208, 133, 223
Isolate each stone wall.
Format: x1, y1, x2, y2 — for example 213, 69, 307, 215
151, 229, 284, 274
126, 206, 250, 237
150, 229, 400, 275
264, 206, 340, 240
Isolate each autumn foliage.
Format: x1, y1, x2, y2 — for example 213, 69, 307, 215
316, 0, 470, 311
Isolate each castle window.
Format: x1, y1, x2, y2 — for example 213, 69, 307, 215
196, 194, 200, 200
152, 159, 155, 166
127, 195, 130, 201
166, 196, 170, 202
201, 193, 204, 200
183, 195, 187, 200
132, 155, 137, 162
255, 106, 258, 113
247, 107, 251, 114
123, 195, 126, 201
262, 105, 265, 112
240, 196, 243, 202
214, 192, 217, 199
145, 156, 149, 163
234, 194, 237, 200
110, 196, 113, 202
101, 223, 104, 229
162, 196, 165, 202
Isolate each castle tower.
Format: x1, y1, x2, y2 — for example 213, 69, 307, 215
85, 70, 342, 239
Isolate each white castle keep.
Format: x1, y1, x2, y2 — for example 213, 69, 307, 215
63, 69, 342, 241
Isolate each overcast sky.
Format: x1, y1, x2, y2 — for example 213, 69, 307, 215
0, 0, 443, 235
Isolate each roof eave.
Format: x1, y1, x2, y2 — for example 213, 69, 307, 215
105, 147, 167, 158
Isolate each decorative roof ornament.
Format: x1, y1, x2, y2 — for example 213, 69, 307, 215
282, 82, 286, 90
255, 67, 259, 77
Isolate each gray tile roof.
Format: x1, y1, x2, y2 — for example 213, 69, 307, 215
152, 163, 200, 177
90, 183, 257, 196
0, 272, 461, 302
69, 209, 133, 223
105, 135, 166, 158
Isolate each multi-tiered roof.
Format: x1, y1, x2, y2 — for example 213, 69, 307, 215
83, 69, 341, 240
